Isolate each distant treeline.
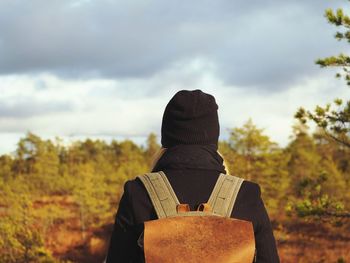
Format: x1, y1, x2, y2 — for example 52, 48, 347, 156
0, 119, 349, 262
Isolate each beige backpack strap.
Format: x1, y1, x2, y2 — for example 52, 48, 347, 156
138, 171, 180, 219
208, 174, 244, 217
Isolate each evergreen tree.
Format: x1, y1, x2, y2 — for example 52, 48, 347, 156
71, 163, 109, 241
296, 2, 350, 148
0, 154, 13, 181
225, 119, 290, 215
294, 1, 350, 218
286, 125, 350, 218
145, 133, 161, 168
0, 181, 56, 263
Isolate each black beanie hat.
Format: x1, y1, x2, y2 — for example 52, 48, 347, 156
161, 90, 220, 147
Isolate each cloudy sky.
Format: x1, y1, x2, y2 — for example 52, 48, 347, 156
0, 0, 349, 155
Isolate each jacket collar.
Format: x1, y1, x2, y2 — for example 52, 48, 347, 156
152, 144, 226, 173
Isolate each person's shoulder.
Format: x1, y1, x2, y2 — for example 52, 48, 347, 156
240, 179, 261, 197
229, 174, 262, 206
122, 175, 146, 195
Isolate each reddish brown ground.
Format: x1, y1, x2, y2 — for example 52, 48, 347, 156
33, 196, 350, 262
47, 220, 350, 263
277, 220, 350, 263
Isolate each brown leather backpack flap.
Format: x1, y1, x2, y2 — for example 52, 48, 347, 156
144, 215, 255, 263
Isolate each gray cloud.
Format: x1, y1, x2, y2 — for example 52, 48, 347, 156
0, 0, 347, 90
0, 96, 74, 118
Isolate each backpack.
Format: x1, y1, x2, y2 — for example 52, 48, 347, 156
137, 171, 255, 263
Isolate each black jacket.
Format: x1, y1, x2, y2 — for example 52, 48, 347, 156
106, 145, 280, 263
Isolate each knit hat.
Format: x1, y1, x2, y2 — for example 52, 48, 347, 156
161, 90, 220, 147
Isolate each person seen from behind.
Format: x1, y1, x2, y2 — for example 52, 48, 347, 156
106, 90, 280, 263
